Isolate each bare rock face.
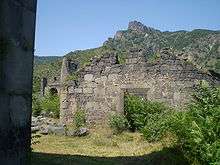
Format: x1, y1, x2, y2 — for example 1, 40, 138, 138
114, 31, 125, 40
128, 21, 159, 34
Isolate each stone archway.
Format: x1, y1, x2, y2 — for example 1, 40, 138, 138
0, 0, 37, 164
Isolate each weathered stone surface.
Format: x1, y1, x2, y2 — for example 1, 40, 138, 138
83, 87, 93, 94
57, 48, 220, 125
84, 74, 94, 81
31, 126, 40, 133
0, 0, 37, 164
74, 88, 83, 93
74, 128, 89, 137
47, 126, 66, 136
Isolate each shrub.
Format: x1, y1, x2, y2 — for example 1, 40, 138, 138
73, 109, 86, 129
32, 94, 43, 117
124, 94, 171, 133
41, 93, 60, 118
141, 110, 173, 142
169, 82, 220, 164
109, 114, 128, 134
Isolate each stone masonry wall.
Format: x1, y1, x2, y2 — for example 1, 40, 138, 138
60, 48, 219, 125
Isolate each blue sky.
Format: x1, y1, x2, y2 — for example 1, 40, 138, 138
35, 0, 220, 56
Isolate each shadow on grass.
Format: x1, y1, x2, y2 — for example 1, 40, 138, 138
31, 147, 189, 165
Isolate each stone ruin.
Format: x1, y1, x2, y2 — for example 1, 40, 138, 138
41, 48, 220, 126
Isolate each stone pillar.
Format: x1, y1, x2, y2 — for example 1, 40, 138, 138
0, 0, 37, 164
60, 57, 70, 82
60, 57, 71, 124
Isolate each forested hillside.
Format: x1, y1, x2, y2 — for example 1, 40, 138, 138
33, 21, 220, 92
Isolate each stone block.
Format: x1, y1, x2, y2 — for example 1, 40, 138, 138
68, 86, 75, 94
84, 74, 94, 81
108, 74, 118, 81
94, 87, 105, 97
83, 88, 93, 94
74, 88, 83, 93
101, 76, 107, 82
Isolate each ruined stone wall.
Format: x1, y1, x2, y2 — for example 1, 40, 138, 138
0, 0, 37, 164
60, 49, 219, 125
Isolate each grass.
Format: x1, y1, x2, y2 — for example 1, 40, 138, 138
31, 128, 188, 165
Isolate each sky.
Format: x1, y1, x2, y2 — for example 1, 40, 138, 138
35, 0, 220, 56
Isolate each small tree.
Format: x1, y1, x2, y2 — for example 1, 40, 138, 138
32, 94, 42, 117
169, 82, 220, 164
41, 93, 60, 118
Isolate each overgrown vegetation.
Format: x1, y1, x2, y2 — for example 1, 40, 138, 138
73, 109, 86, 129
31, 22, 220, 164
41, 93, 60, 118
108, 114, 128, 134
32, 93, 60, 118
168, 82, 220, 165
124, 94, 171, 134
118, 82, 220, 165
65, 72, 78, 82
32, 94, 43, 117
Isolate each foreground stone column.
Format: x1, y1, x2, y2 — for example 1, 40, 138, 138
0, 0, 37, 164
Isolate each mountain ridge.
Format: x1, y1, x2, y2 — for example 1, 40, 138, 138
34, 21, 220, 92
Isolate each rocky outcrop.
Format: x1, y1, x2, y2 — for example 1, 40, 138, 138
128, 21, 160, 34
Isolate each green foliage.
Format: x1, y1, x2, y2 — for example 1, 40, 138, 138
108, 114, 128, 134
32, 76, 41, 94
32, 94, 43, 117
124, 94, 169, 130
168, 83, 220, 164
124, 94, 172, 141
41, 93, 60, 118
73, 109, 86, 129
141, 111, 172, 142
33, 57, 62, 93
215, 60, 220, 70
66, 47, 112, 68
147, 53, 161, 63
116, 51, 126, 64
65, 73, 78, 82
